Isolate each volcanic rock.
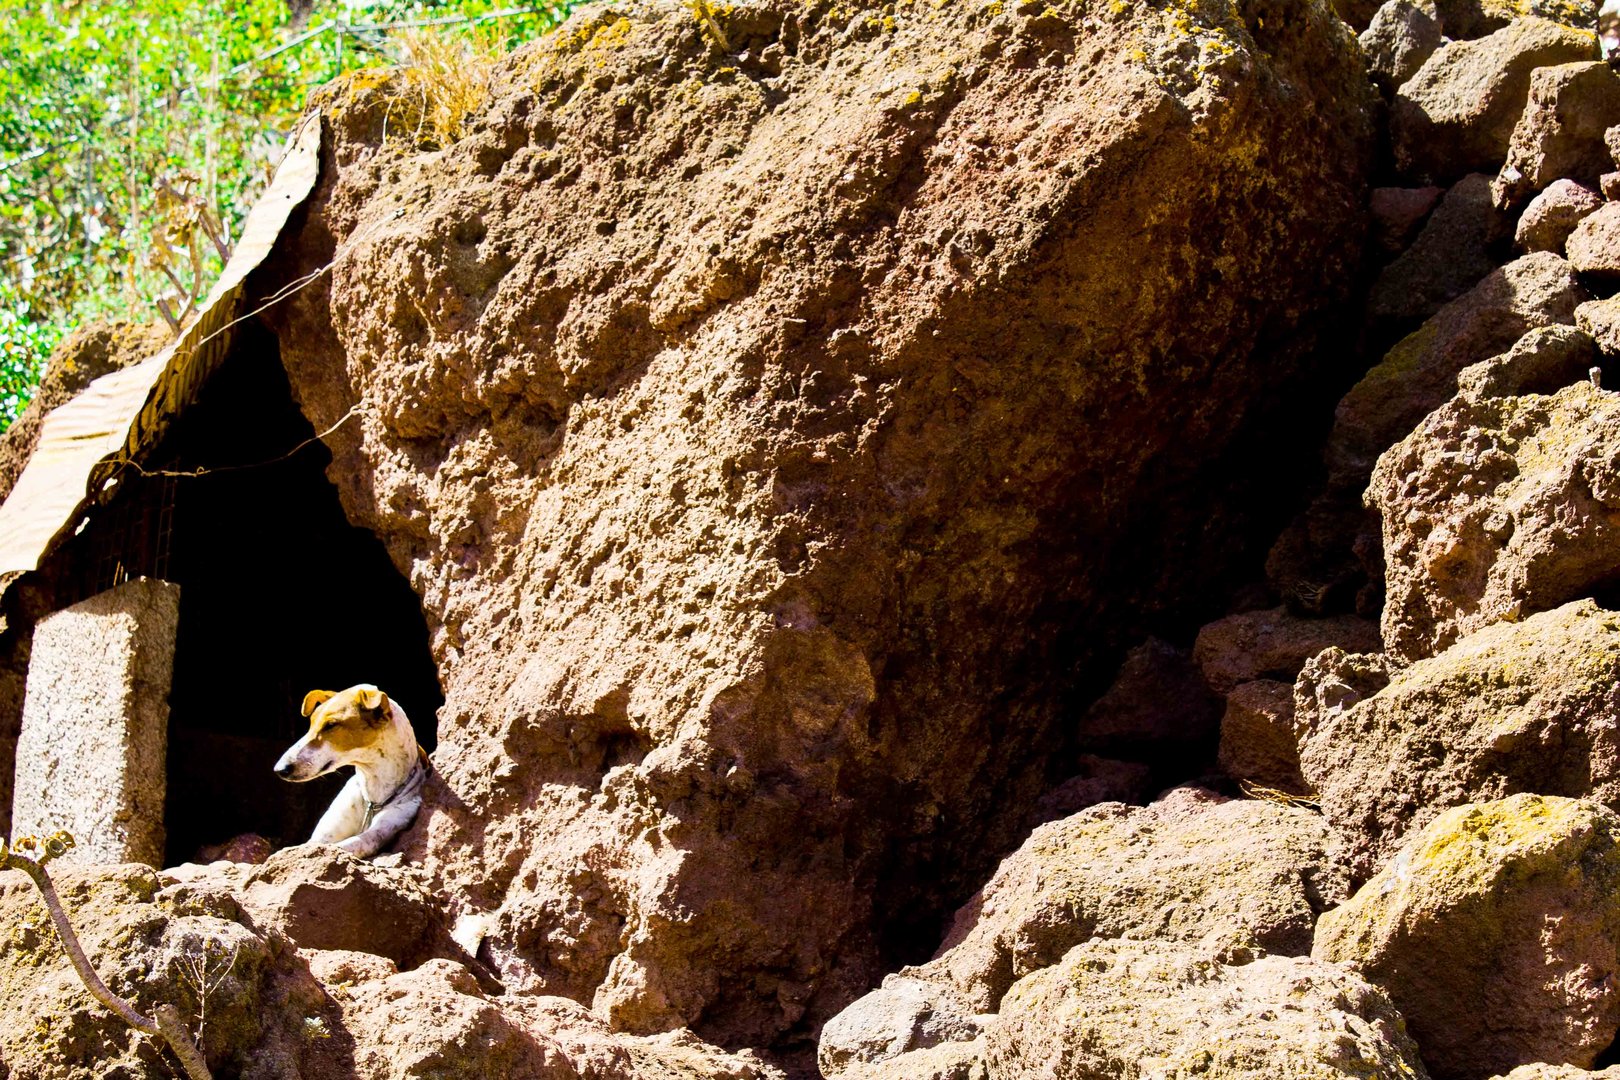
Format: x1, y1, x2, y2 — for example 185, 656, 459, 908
1217, 679, 1308, 793
1299, 600, 1620, 881
1516, 179, 1605, 253
0, 862, 345, 1079
1315, 794, 1620, 1080
1568, 201, 1620, 274
1578, 294, 1620, 353
983, 940, 1432, 1080
1371, 184, 1448, 254
1193, 605, 1383, 694
1073, 637, 1221, 763
1373, 367, 1619, 664
1362, 0, 1444, 92
816, 787, 1348, 1073
1367, 173, 1514, 329
1453, 323, 1597, 396
1435, 0, 1600, 39
1327, 252, 1583, 488
256, 0, 1376, 1044
1494, 62, 1620, 207
1391, 18, 1597, 184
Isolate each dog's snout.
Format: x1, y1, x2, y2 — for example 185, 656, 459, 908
274, 759, 294, 779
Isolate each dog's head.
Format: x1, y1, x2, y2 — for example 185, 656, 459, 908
274, 684, 394, 782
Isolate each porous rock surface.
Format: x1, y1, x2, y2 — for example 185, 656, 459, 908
1494, 61, 1620, 207
1299, 600, 1620, 881
816, 786, 1348, 1075
1315, 794, 1620, 1080
1193, 605, 1382, 693
1515, 178, 1604, 252
1391, 17, 1596, 183
0, 861, 783, 1080
1372, 353, 1619, 664
256, 0, 1374, 1046
982, 940, 1432, 1080
1366, 172, 1513, 329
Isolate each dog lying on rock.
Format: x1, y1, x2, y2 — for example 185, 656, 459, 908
274, 684, 429, 858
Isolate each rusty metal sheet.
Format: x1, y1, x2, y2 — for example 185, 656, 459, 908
0, 114, 323, 575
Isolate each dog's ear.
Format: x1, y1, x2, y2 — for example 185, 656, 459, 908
356, 686, 389, 715
301, 689, 336, 718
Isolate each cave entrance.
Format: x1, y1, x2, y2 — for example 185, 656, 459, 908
53, 318, 442, 866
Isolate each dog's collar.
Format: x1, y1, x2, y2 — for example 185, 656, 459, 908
362, 746, 431, 832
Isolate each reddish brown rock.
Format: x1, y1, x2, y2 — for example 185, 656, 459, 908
1392, 18, 1597, 184
230, 845, 468, 973
1291, 646, 1392, 743
1327, 252, 1583, 488
310, 954, 783, 1080
1579, 295, 1620, 355
256, 0, 1375, 1046
1367, 173, 1514, 328
1193, 605, 1383, 694
1315, 794, 1620, 1080
1370, 183, 1447, 254
1362, 0, 1444, 92
1435, 0, 1600, 39
1298, 601, 1620, 881
1372, 370, 1620, 664
1073, 637, 1221, 762
1568, 200, 1620, 274
817, 786, 1349, 1075
983, 940, 1431, 1080
1217, 679, 1307, 793
0, 862, 346, 1080
1494, 1067, 1620, 1079
1454, 323, 1596, 397
1494, 62, 1620, 207
1515, 179, 1604, 253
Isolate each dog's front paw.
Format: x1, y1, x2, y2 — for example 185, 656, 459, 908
334, 834, 381, 859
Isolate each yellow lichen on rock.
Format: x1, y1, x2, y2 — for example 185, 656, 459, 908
1315, 793, 1620, 1080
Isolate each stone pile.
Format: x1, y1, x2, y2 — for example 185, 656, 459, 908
14, 0, 1620, 1077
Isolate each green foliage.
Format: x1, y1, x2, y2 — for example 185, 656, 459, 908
0, 0, 570, 431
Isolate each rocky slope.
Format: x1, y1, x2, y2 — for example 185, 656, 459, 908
14, 0, 1620, 1077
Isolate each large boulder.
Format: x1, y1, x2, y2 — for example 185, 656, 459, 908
0, 862, 344, 1080
258, 0, 1375, 1044
1372, 359, 1618, 664
0, 862, 785, 1080
1494, 62, 1620, 207
1193, 605, 1382, 694
1315, 794, 1620, 1080
1391, 18, 1597, 184
1299, 600, 1620, 881
1515, 178, 1605, 253
1327, 252, 1583, 489
1366, 172, 1513, 329
1568, 201, 1620, 275
817, 787, 1347, 1074
983, 940, 1432, 1080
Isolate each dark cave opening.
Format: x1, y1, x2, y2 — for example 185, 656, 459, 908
55, 318, 443, 866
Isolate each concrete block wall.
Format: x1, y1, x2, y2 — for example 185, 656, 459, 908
10, 578, 179, 865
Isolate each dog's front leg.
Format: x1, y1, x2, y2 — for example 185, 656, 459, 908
335, 793, 422, 859
309, 776, 367, 845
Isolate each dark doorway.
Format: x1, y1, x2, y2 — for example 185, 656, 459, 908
85, 319, 442, 865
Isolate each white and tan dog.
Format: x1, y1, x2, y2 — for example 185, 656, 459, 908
274, 684, 429, 858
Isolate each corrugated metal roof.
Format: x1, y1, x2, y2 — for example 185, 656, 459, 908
0, 115, 324, 576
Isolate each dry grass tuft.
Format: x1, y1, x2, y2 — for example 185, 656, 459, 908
1238, 779, 1321, 811
383, 26, 507, 150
